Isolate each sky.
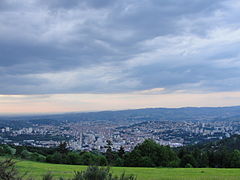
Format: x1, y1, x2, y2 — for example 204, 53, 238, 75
1, 0, 240, 114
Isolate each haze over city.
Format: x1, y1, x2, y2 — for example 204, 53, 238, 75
1, 0, 240, 114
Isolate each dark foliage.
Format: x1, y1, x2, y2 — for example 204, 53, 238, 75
0, 159, 23, 180
72, 166, 136, 180
2, 135, 240, 168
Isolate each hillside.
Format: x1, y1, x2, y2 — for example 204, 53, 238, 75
187, 135, 240, 151
1, 106, 240, 127
12, 160, 240, 180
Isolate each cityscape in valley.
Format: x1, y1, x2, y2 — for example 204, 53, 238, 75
1, 106, 240, 152
2, 0, 240, 179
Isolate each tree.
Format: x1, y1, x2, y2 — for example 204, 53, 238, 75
66, 152, 81, 165
21, 150, 32, 160
79, 152, 96, 165
198, 152, 209, 168
125, 139, 178, 167
31, 152, 46, 162
96, 155, 107, 166
180, 154, 197, 168
105, 140, 114, 164
118, 146, 125, 158
58, 142, 68, 154
230, 150, 240, 168
46, 152, 63, 164
191, 149, 209, 167
1, 145, 16, 156
139, 156, 155, 167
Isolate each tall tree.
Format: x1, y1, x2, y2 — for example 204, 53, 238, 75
105, 140, 114, 164
58, 142, 68, 154
118, 146, 125, 158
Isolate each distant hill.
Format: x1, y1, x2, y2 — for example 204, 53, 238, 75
1, 106, 240, 127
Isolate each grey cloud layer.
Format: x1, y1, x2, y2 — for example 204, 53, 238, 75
0, 0, 240, 94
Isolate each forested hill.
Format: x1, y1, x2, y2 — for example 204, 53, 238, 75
1, 106, 240, 126
2, 135, 240, 168
187, 134, 240, 152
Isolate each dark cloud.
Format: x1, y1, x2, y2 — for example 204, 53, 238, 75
0, 0, 240, 94
0, 0, 17, 10
39, 0, 114, 9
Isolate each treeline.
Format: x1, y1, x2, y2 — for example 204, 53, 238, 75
1, 135, 240, 168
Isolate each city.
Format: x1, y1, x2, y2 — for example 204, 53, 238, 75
1, 118, 239, 152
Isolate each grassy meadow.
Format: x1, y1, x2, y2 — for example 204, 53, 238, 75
13, 160, 240, 180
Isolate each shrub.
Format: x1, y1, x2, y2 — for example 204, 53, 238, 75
0, 159, 23, 180
31, 152, 46, 162
72, 166, 137, 180
79, 152, 96, 165
21, 150, 32, 159
167, 160, 180, 167
42, 172, 54, 180
185, 163, 193, 168
73, 166, 110, 180
66, 152, 81, 165
2, 145, 16, 155
46, 152, 63, 164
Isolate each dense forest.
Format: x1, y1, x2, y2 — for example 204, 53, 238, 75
1, 135, 240, 168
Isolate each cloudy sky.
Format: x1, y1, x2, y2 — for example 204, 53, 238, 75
1, 0, 240, 114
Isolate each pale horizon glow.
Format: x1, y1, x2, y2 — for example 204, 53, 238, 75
1, 90, 240, 115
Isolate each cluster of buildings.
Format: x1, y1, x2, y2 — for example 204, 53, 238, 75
0, 119, 240, 151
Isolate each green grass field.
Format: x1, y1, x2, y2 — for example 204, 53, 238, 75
12, 160, 240, 180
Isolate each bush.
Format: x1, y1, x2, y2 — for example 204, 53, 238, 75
46, 152, 63, 164
167, 160, 180, 167
1, 145, 16, 156
21, 150, 32, 159
96, 155, 108, 166
20, 150, 46, 162
66, 152, 81, 165
0, 159, 23, 180
180, 154, 197, 168
31, 152, 46, 162
79, 152, 97, 165
185, 163, 193, 168
42, 172, 54, 180
72, 166, 137, 180
73, 166, 110, 180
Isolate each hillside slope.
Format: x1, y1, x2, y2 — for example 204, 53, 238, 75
12, 159, 240, 180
